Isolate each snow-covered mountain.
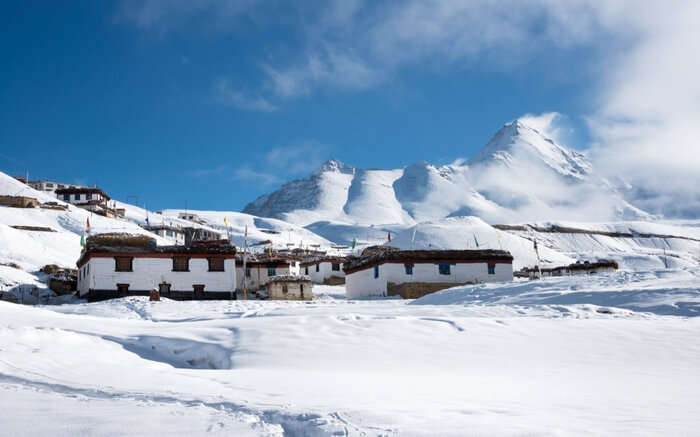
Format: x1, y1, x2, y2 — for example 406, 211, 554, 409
243, 119, 649, 227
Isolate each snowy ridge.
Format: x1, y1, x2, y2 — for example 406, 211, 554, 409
244, 118, 649, 227
468, 120, 592, 180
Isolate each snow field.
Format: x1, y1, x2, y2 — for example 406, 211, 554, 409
2, 276, 700, 436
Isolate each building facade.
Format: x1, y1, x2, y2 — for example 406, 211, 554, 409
264, 276, 313, 301
344, 249, 514, 299
55, 187, 116, 217
29, 180, 83, 194
235, 255, 301, 291
300, 257, 346, 284
142, 225, 186, 245
77, 238, 237, 302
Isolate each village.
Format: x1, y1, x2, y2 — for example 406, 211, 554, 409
1, 175, 618, 304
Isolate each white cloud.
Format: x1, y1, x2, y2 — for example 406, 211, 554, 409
518, 112, 574, 146
232, 167, 282, 186
233, 140, 331, 187
120, 0, 700, 216
214, 79, 277, 112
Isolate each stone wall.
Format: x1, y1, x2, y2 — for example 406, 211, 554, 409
386, 281, 470, 299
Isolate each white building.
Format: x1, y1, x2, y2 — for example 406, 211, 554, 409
77, 236, 237, 302
29, 180, 83, 194
142, 225, 186, 245
301, 257, 346, 284
344, 249, 514, 299
55, 187, 117, 218
235, 255, 301, 291
524, 259, 618, 279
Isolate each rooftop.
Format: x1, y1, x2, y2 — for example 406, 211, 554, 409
343, 249, 514, 274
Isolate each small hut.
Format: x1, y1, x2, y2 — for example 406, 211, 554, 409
264, 275, 312, 301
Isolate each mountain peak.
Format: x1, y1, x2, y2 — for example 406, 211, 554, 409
314, 159, 354, 175
468, 119, 591, 180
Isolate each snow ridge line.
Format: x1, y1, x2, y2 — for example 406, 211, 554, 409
0, 371, 369, 437
493, 224, 700, 242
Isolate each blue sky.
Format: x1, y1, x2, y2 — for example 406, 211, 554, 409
1, 1, 697, 214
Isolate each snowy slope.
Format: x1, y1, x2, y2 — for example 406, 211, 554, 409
2, 275, 700, 435
160, 209, 334, 251
387, 216, 574, 270
242, 160, 355, 226
0, 172, 167, 272
243, 118, 650, 227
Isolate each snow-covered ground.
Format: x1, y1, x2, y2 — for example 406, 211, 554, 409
2, 274, 700, 436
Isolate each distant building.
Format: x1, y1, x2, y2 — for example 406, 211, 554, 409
344, 249, 514, 299
183, 227, 222, 245
77, 233, 237, 302
142, 224, 186, 245
520, 259, 619, 279
264, 275, 312, 301
29, 180, 83, 194
235, 254, 301, 291
55, 187, 116, 218
178, 213, 204, 224
301, 257, 347, 285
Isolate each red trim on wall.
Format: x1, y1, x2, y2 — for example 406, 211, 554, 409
77, 252, 235, 268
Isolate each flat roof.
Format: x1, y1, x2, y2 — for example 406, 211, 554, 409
343, 249, 513, 274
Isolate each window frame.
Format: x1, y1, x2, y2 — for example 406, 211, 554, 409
438, 263, 451, 275
172, 256, 190, 272
114, 256, 133, 272
373, 265, 379, 278
331, 263, 340, 271
404, 263, 414, 275
267, 266, 276, 277
208, 257, 225, 272
488, 263, 496, 275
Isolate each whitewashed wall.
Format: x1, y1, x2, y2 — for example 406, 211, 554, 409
235, 262, 297, 291
303, 261, 345, 284
79, 257, 236, 296
58, 193, 106, 205
345, 261, 512, 299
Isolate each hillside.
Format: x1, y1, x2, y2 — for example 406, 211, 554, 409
243, 119, 649, 226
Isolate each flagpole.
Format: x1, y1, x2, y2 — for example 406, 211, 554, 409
242, 225, 248, 301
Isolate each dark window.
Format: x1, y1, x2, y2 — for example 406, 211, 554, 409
117, 283, 129, 294
438, 264, 451, 275
405, 264, 413, 275
300, 284, 304, 299
291, 261, 296, 267
46, 183, 54, 188
63, 194, 70, 201
86, 193, 92, 200
159, 283, 171, 293
488, 263, 496, 275
193, 284, 205, 297
245, 267, 251, 277
173, 257, 189, 272
208, 258, 225, 272
316, 264, 320, 272
332, 263, 340, 271
267, 267, 276, 277
374, 265, 379, 278
75, 194, 81, 201
115, 257, 133, 272
305, 267, 309, 275
282, 284, 288, 294
166, 230, 173, 237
